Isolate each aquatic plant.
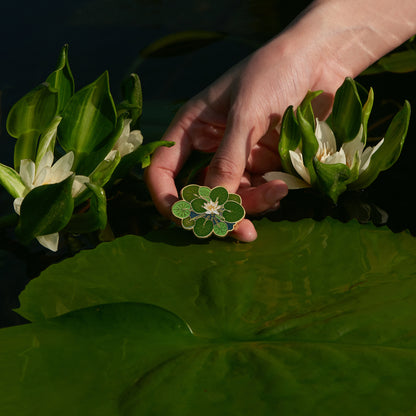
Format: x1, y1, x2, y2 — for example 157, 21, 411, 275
2, 218, 416, 414
264, 77, 411, 203
0, 45, 173, 251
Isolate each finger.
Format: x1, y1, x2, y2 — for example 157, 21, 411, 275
246, 119, 281, 173
204, 111, 259, 192
229, 218, 258, 242
145, 122, 193, 219
238, 180, 288, 215
246, 142, 281, 174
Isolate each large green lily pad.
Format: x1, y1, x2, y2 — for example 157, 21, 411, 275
1, 218, 416, 414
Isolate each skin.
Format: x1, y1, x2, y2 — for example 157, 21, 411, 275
146, 0, 416, 242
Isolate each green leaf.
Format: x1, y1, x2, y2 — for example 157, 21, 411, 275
0, 163, 25, 198
118, 73, 142, 126
75, 112, 127, 176
297, 108, 318, 185
17, 218, 416, 328
172, 200, 191, 219
15, 174, 75, 244
182, 184, 200, 202
361, 87, 374, 144
278, 106, 301, 175
198, 186, 211, 199
182, 217, 195, 229
213, 221, 228, 237
13, 130, 41, 171
227, 193, 241, 204
58, 71, 117, 168
140, 30, 225, 59
351, 100, 411, 190
313, 159, 352, 204
7, 83, 59, 169
4, 219, 416, 414
191, 198, 205, 213
193, 217, 213, 237
45, 44, 75, 113
298, 89, 322, 127
0, 303, 193, 415
66, 183, 107, 233
209, 186, 228, 205
6, 83, 58, 139
89, 151, 121, 187
362, 49, 416, 75
127, 31, 225, 75
331, 77, 362, 146
222, 201, 245, 222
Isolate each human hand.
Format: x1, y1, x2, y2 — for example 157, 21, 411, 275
145, 0, 416, 242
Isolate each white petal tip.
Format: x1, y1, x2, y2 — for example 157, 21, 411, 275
263, 172, 311, 190
36, 233, 59, 252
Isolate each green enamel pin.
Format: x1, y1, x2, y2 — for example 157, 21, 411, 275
171, 185, 245, 238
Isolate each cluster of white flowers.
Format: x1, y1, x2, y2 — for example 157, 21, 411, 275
264, 119, 383, 189
12, 119, 142, 252
13, 151, 88, 251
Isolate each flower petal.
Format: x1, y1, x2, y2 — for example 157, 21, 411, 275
112, 119, 131, 154
128, 130, 143, 148
19, 159, 36, 189
323, 148, 346, 165
72, 175, 90, 198
118, 142, 135, 158
289, 150, 311, 184
263, 171, 310, 189
36, 232, 59, 252
121, 119, 132, 138
104, 149, 119, 162
360, 138, 384, 173
316, 120, 337, 153
13, 197, 24, 215
50, 152, 74, 183
341, 124, 364, 167
36, 150, 54, 175
33, 166, 50, 187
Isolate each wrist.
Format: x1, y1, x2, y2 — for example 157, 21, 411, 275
297, 0, 416, 78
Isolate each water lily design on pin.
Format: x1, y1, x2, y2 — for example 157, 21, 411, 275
264, 77, 410, 203
172, 185, 245, 238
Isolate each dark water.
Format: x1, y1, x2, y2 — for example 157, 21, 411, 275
0, 0, 415, 327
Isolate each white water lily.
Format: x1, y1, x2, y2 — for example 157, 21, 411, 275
13, 151, 89, 251
106, 118, 143, 160
264, 119, 384, 189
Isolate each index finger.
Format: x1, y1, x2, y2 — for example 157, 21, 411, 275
145, 120, 193, 219
204, 112, 255, 193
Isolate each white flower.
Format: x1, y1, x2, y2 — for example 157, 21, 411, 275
203, 200, 220, 215
264, 119, 384, 189
106, 118, 143, 160
13, 151, 89, 252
